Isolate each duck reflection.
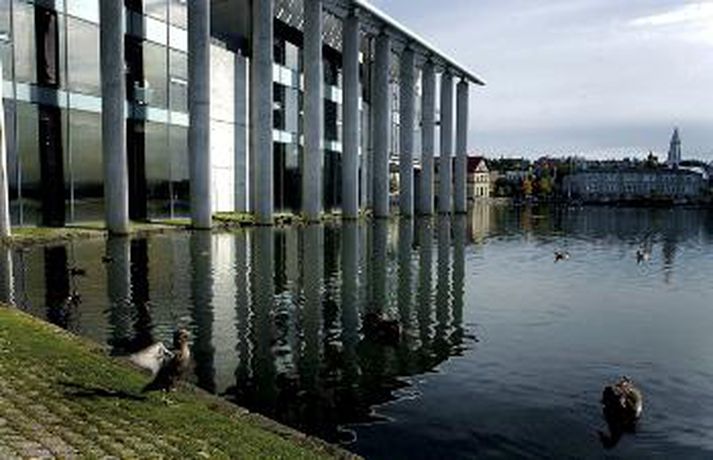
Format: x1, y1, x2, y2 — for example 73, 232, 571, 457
45, 245, 74, 330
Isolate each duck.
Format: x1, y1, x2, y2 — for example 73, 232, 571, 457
362, 312, 401, 346
68, 266, 87, 277
636, 248, 651, 264
138, 329, 191, 393
554, 250, 570, 263
601, 376, 643, 425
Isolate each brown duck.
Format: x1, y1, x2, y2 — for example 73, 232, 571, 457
140, 329, 191, 393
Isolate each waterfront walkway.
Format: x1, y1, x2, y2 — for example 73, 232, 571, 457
0, 307, 355, 459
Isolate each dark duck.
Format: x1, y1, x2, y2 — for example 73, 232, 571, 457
131, 329, 191, 393
362, 312, 401, 346
599, 376, 644, 448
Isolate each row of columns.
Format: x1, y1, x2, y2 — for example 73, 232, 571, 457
92, 0, 473, 235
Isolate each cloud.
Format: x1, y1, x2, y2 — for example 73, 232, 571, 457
629, 2, 713, 45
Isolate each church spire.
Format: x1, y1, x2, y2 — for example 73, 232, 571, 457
667, 127, 681, 169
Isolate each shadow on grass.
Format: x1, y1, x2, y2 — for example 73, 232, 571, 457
60, 380, 147, 402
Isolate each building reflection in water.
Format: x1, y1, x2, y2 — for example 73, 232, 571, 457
0, 246, 14, 305
3, 219, 470, 445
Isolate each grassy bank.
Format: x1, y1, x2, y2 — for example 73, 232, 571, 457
0, 306, 357, 459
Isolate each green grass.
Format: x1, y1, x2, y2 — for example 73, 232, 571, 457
0, 307, 357, 459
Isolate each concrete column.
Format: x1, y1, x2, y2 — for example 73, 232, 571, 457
188, 0, 212, 229
0, 60, 10, 237
100, 1, 129, 234
234, 54, 248, 213
342, 13, 360, 219
373, 34, 391, 218
251, 0, 274, 224
303, 0, 323, 221
455, 79, 469, 213
419, 61, 436, 216
438, 72, 453, 214
399, 48, 415, 216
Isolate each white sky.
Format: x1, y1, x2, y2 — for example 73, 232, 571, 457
370, 0, 713, 160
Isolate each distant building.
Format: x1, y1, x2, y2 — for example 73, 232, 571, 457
564, 128, 707, 204
467, 156, 491, 199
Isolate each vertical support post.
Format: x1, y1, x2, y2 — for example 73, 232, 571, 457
0, 60, 10, 236
342, 13, 360, 219
188, 0, 212, 229
303, 0, 323, 222
100, 1, 129, 234
455, 79, 469, 213
234, 54, 248, 213
438, 72, 453, 214
373, 33, 391, 218
419, 60, 435, 215
399, 48, 415, 216
251, 0, 274, 225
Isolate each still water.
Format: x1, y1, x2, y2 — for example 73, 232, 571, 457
3, 205, 713, 459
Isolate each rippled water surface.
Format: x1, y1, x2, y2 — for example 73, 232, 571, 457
6, 205, 713, 459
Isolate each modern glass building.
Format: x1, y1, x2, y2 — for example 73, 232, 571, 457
0, 0, 484, 231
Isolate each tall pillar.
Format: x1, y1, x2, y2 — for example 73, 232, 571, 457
234, 54, 248, 213
342, 13, 360, 219
0, 60, 10, 236
303, 0, 323, 222
373, 33, 391, 218
251, 0, 274, 224
419, 60, 436, 216
455, 79, 469, 213
188, 0, 212, 229
438, 72, 453, 214
100, 1, 129, 234
399, 48, 415, 216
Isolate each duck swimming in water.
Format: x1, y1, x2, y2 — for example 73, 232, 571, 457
636, 248, 651, 264
599, 376, 643, 448
135, 329, 191, 393
554, 250, 570, 262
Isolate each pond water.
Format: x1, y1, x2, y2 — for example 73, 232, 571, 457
3, 204, 713, 459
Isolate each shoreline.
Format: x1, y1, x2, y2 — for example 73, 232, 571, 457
0, 306, 359, 459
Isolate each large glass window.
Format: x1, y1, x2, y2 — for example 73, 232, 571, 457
0, 0, 11, 73
13, 1, 36, 84
67, 16, 100, 95
145, 120, 170, 218
169, 124, 189, 215
169, 0, 187, 29
169, 49, 187, 113
14, 102, 40, 225
145, 0, 168, 22
68, 109, 103, 221
143, 41, 168, 109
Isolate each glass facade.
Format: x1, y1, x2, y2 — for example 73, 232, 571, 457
0, 1, 388, 225
1, 0, 190, 225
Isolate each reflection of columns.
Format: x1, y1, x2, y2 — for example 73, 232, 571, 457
435, 216, 451, 352
234, 231, 251, 385
342, 13, 360, 219
303, 0, 324, 221
397, 218, 414, 332
106, 236, 131, 350
99, 1, 129, 234
399, 48, 415, 216
416, 218, 434, 345
438, 72, 453, 214
454, 80, 469, 214
130, 239, 153, 351
373, 34, 391, 218
251, 227, 276, 406
371, 219, 388, 313
251, 0, 274, 224
0, 59, 10, 236
190, 231, 215, 393
419, 61, 436, 216
301, 225, 323, 389
451, 215, 466, 343
188, 0, 212, 229
341, 221, 360, 377
211, 234, 238, 394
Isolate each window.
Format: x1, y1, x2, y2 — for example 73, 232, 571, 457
67, 17, 100, 95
